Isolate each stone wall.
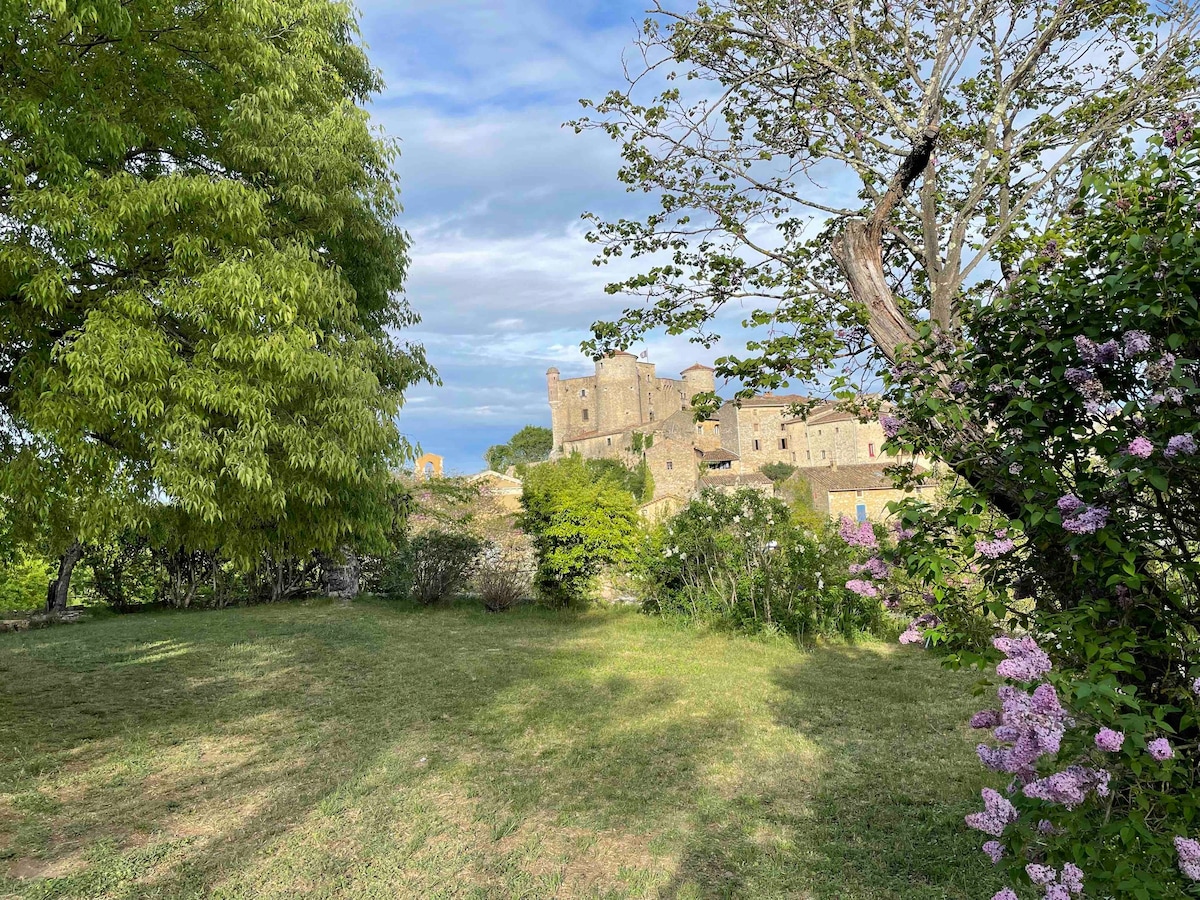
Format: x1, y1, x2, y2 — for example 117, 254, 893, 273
644, 438, 701, 499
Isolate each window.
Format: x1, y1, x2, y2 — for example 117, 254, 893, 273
835, 427, 840, 434
856, 489, 864, 498
868, 442, 876, 458
580, 389, 587, 398
696, 425, 702, 433
649, 411, 654, 420
606, 437, 612, 446
666, 461, 673, 470
817, 429, 822, 435
791, 452, 796, 462
856, 504, 868, 523
714, 424, 719, 431
781, 423, 786, 431
582, 409, 589, 421
821, 450, 826, 459
806, 451, 811, 460
753, 439, 761, 451
780, 438, 788, 450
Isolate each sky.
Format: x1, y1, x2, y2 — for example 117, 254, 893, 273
355, 0, 744, 474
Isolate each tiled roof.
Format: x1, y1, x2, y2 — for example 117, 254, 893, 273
801, 464, 928, 493
699, 472, 774, 488
681, 363, 715, 373
724, 393, 812, 409
701, 448, 739, 462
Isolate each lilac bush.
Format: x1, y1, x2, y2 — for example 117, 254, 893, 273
884, 123, 1200, 898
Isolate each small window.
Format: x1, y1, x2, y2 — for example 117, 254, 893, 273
582, 409, 589, 421
856, 504, 868, 523
835, 427, 840, 434
606, 437, 612, 446
791, 451, 796, 462
780, 423, 786, 431
580, 389, 587, 398
666, 461, 674, 470
714, 424, 719, 431
753, 439, 761, 451
780, 438, 788, 450
807, 451, 811, 460
817, 429, 822, 435
821, 450, 826, 459
696, 425, 702, 433
868, 442, 876, 458
856, 489, 864, 498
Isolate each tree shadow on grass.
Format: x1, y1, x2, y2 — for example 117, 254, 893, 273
656, 643, 1005, 900
0, 601, 745, 898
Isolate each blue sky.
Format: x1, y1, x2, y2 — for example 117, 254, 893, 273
355, 0, 742, 474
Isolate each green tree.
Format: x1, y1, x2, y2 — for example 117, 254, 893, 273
484, 425, 553, 473
575, 0, 1199, 401
0, 0, 434, 610
519, 457, 641, 605
759, 462, 796, 484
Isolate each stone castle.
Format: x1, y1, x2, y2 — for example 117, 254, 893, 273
546, 352, 923, 519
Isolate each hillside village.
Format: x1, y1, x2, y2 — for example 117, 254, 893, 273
540, 352, 935, 521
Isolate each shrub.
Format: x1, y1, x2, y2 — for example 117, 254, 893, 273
521, 457, 642, 607
378, 530, 483, 605
640, 489, 879, 639
0, 552, 53, 612
759, 461, 797, 483
885, 122, 1200, 899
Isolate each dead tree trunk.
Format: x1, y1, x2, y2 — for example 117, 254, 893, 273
319, 547, 360, 603
46, 541, 83, 614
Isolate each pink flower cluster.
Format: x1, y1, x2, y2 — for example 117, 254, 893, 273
849, 557, 891, 579
838, 516, 877, 549
1192, 676, 1200, 696
880, 414, 902, 438
976, 534, 1016, 558
1126, 437, 1154, 459
994, 636, 1052, 682
1094, 728, 1124, 753
845, 579, 879, 598
1057, 494, 1109, 535
1026, 862, 1085, 899
965, 788, 1018, 837
1023, 766, 1111, 810
976, 682, 1068, 780
1176, 836, 1200, 881
1148, 737, 1174, 761
899, 612, 939, 645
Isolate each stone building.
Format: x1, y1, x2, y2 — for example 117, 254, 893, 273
800, 463, 938, 522
546, 353, 930, 519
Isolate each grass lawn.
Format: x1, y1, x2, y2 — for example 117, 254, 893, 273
0, 599, 1003, 899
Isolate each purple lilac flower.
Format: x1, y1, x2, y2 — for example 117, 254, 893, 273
1061, 864, 1084, 895
838, 516, 878, 549
1176, 836, 1200, 881
899, 627, 923, 645
849, 557, 890, 579
1037, 819, 1058, 834
965, 788, 1018, 836
1057, 497, 1109, 535
983, 840, 1004, 864
1148, 737, 1174, 761
1022, 766, 1110, 809
1065, 367, 1092, 387
992, 891, 1019, 900
1165, 111, 1196, 150
1045, 886, 1071, 900
971, 709, 1002, 729
976, 537, 1016, 559
1123, 330, 1152, 355
880, 414, 902, 438
994, 636, 1052, 682
845, 579, 879, 598
1192, 677, 1200, 696
1096, 340, 1121, 365
1075, 335, 1099, 364
1166, 434, 1197, 458
1094, 728, 1125, 752
1126, 437, 1154, 458
1027, 864, 1057, 885
977, 683, 1068, 780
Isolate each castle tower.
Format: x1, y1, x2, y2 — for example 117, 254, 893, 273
594, 351, 639, 431
681, 363, 716, 406
547, 368, 562, 453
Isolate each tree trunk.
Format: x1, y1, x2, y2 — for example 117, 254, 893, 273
830, 219, 919, 358
46, 541, 83, 614
319, 547, 360, 603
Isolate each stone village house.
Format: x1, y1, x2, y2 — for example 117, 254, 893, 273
545, 352, 936, 522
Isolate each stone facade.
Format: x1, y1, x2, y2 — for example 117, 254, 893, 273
801, 463, 938, 521
546, 354, 928, 517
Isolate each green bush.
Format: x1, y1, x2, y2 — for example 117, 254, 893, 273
520, 457, 641, 607
375, 530, 483, 605
0, 552, 52, 612
759, 461, 796, 483
639, 489, 877, 639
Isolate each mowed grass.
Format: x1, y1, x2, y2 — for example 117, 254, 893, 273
0, 599, 1003, 899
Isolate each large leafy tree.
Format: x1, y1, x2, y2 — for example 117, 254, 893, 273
0, 0, 434, 609
577, 0, 1200, 394
484, 425, 553, 472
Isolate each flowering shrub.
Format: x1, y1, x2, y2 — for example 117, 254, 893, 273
885, 122, 1200, 898
639, 489, 881, 639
